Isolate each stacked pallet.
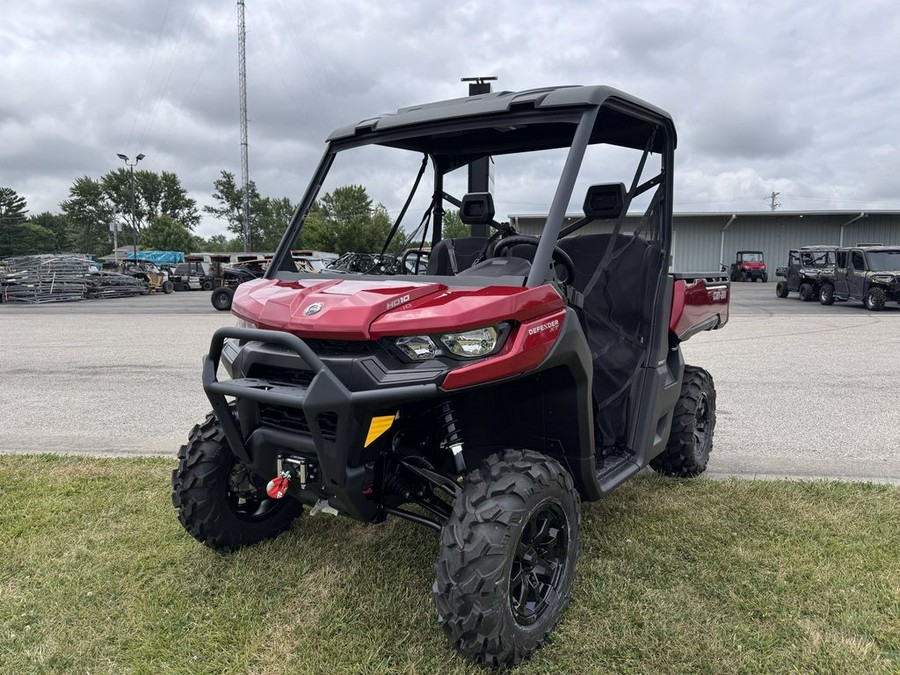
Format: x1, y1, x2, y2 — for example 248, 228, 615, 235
84, 272, 147, 299
0, 255, 145, 304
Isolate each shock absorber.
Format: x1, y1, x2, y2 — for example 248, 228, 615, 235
438, 401, 466, 473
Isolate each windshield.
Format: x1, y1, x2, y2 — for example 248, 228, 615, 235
800, 251, 833, 266
739, 252, 763, 262
273, 113, 667, 285
866, 250, 900, 271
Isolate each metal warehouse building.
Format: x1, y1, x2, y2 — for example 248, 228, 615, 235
511, 210, 900, 274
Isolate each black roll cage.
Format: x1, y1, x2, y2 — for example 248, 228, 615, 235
269, 94, 675, 290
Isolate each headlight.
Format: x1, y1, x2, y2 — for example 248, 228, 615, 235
236, 319, 257, 329
872, 274, 894, 283
440, 326, 499, 358
395, 335, 437, 360
393, 326, 503, 361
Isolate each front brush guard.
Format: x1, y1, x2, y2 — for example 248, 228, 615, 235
202, 326, 437, 521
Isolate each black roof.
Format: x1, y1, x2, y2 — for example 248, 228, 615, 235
326, 85, 675, 157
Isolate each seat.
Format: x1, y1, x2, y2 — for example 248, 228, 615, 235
425, 237, 490, 275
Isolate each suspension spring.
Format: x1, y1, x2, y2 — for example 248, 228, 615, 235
438, 401, 466, 473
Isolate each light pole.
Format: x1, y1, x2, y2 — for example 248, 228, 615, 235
116, 153, 145, 263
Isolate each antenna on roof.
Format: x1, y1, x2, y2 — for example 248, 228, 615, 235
461, 76, 498, 85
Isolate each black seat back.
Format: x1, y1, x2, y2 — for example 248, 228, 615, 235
425, 237, 490, 275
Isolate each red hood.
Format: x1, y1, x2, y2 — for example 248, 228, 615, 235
740, 261, 766, 269
232, 278, 564, 340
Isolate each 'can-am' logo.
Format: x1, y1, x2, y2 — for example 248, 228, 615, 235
386, 294, 411, 310
304, 302, 324, 316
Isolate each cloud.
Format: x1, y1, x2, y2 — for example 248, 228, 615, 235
2, 0, 900, 240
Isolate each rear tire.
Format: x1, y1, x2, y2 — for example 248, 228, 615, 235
775, 281, 790, 298
865, 287, 886, 311
163, 280, 174, 294
799, 283, 814, 301
211, 286, 234, 311
172, 411, 303, 552
201, 279, 213, 291
433, 449, 581, 668
819, 283, 835, 305
651, 365, 716, 478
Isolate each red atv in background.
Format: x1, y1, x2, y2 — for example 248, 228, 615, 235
730, 250, 768, 282
172, 85, 730, 667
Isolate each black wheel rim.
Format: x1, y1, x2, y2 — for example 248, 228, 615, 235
509, 501, 569, 626
226, 461, 283, 520
693, 392, 711, 450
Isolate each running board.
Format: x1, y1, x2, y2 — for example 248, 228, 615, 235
595, 458, 642, 493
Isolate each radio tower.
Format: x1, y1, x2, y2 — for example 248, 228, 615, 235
237, 0, 251, 251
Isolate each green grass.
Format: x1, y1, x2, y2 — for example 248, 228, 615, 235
0, 456, 897, 675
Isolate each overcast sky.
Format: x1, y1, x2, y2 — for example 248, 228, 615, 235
2, 0, 899, 238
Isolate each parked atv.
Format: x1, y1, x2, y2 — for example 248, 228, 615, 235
832, 246, 900, 310
171, 259, 214, 292
774, 246, 837, 303
172, 85, 731, 667
212, 257, 316, 310
121, 259, 174, 294
210, 260, 266, 311
730, 250, 767, 282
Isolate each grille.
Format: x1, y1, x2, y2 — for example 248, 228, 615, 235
247, 364, 314, 388
259, 404, 337, 441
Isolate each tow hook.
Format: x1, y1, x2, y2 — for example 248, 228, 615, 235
266, 456, 309, 499
266, 472, 291, 499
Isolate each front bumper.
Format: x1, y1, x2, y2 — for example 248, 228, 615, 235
203, 327, 439, 521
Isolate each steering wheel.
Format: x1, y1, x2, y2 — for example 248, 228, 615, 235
492, 235, 576, 284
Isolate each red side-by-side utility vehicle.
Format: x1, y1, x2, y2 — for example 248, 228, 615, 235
172, 85, 730, 667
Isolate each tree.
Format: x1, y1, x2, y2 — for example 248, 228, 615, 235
102, 169, 200, 233
0, 187, 29, 258
0, 187, 27, 227
253, 196, 297, 251
301, 185, 393, 254
441, 209, 470, 239
29, 212, 71, 252
61, 176, 117, 257
192, 234, 240, 252
1, 223, 57, 257
204, 171, 262, 246
141, 215, 197, 252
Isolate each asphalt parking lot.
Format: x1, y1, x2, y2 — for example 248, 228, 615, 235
1, 282, 897, 483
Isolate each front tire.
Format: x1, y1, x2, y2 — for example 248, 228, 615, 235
651, 365, 716, 478
211, 286, 234, 311
799, 283, 814, 301
171, 412, 303, 552
819, 283, 835, 305
865, 287, 886, 311
433, 449, 581, 668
